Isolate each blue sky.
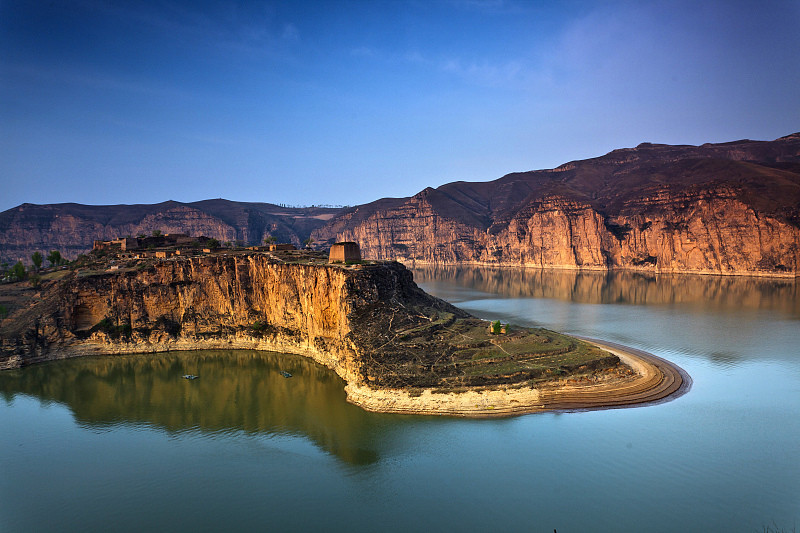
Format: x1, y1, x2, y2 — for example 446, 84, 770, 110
2, 0, 799, 212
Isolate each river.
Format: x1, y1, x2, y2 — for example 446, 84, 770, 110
1, 267, 798, 532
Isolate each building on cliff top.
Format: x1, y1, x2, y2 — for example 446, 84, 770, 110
93, 234, 208, 252
329, 242, 361, 263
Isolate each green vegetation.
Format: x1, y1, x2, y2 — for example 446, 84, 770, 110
0, 304, 8, 319
491, 320, 502, 335
31, 251, 43, 271
264, 236, 277, 245
47, 250, 63, 267
28, 273, 41, 289
10, 261, 26, 281
207, 238, 220, 250
303, 237, 314, 248
152, 229, 162, 237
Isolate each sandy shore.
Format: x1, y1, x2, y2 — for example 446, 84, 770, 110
345, 338, 691, 417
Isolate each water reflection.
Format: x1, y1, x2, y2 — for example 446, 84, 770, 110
411, 265, 799, 315
0, 350, 388, 465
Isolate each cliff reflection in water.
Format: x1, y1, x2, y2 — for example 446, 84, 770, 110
411, 265, 799, 315
0, 350, 386, 465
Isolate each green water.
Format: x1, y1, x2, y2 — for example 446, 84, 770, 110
1, 268, 799, 532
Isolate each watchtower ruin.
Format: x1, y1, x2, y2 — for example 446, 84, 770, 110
328, 242, 361, 263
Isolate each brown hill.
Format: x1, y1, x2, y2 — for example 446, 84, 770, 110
0, 199, 343, 264
313, 133, 800, 276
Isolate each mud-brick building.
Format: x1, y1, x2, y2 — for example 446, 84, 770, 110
329, 242, 361, 263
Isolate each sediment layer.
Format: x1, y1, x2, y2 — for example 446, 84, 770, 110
313, 133, 800, 277
346, 339, 689, 417
0, 253, 689, 416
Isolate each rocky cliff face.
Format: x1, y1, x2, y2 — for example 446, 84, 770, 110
0, 200, 343, 264
0, 255, 461, 383
313, 134, 800, 276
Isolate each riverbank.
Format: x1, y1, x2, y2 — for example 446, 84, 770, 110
345, 339, 690, 417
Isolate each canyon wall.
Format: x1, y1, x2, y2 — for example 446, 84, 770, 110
313, 134, 800, 276
317, 188, 800, 276
0, 255, 452, 383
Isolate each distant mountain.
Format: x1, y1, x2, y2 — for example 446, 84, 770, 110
312, 133, 800, 276
0, 199, 343, 264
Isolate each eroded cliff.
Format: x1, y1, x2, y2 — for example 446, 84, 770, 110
0, 253, 692, 416
0, 254, 462, 382
313, 134, 800, 276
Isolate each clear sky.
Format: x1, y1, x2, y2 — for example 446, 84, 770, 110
2, 0, 799, 212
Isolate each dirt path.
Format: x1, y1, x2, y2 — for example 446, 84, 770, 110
345, 338, 691, 417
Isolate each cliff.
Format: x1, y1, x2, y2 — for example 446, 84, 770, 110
0, 253, 690, 416
0, 199, 343, 264
0, 254, 458, 384
313, 133, 800, 276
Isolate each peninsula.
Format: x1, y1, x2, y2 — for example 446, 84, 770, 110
0, 246, 688, 416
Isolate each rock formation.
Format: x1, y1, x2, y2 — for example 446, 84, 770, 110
313, 133, 800, 276
0, 199, 343, 264
0, 254, 458, 381
0, 253, 690, 416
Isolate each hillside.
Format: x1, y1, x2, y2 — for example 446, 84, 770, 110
0, 199, 343, 264
312, 133, 800, 276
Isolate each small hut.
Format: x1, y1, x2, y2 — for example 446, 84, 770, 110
329, 242, 361, 263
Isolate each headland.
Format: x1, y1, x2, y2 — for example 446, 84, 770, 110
0, 246, 688, 416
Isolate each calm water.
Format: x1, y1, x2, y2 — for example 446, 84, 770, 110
1, 267, 798, 532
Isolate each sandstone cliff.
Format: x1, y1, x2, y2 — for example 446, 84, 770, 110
313, 133, 800, 276
0, 254, 689, 416
0, 199, 343, 264
0, 254, 462, 386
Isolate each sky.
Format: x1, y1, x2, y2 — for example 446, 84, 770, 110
1, 0, 799, 212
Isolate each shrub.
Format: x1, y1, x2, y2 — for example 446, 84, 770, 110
47, 250, 63, 267
31, 251, 43, 271
10, 261, 26, 281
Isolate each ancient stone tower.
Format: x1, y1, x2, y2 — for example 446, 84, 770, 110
328, 242, 361, 263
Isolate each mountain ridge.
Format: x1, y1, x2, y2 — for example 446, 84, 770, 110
311, 132, 800, 276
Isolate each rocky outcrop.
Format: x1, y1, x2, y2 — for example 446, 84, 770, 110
0, 255, 460, 385
0, 253, 690, 416
313, 133, 800, 276
0, 199, 343, 264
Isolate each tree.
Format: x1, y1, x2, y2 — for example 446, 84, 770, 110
28, 273, 41, 289
303, 237, 314, 248
11, 261, 26, 281
207, 238, 220, 250
31, 251, 43, 271
47, 250, 63, 267
264, 236, 277, 245
152, 229, 162, 237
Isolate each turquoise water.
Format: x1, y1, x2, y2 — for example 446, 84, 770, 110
1, 268, 798, 532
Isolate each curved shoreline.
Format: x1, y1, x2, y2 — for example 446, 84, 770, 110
345, 339, 691, 418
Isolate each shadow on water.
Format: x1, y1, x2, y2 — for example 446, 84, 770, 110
411, 265, 800, 315
0, 350, 403, 466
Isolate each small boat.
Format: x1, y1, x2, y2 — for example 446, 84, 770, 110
182, 374, 199, 380
280, 371, 292, 378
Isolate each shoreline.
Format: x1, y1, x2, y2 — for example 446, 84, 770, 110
345, 339, 690, 417
404, 260, 799, 279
